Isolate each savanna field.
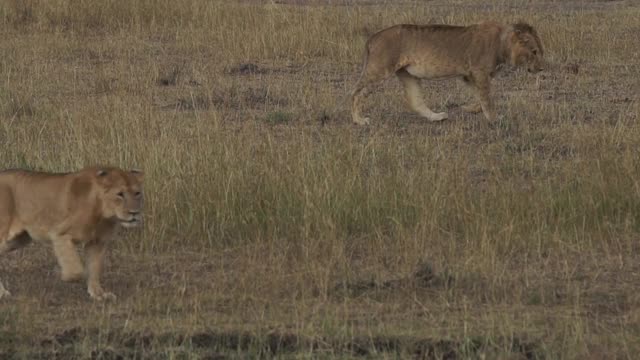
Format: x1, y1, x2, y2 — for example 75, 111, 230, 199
1, 0, 639, 358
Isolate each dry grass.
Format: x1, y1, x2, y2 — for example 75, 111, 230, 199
1, 0, 639, 358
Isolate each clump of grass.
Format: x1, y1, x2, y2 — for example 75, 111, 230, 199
156, 65, 182, 87
0, 90, 36, 120
264, 111, 292, 124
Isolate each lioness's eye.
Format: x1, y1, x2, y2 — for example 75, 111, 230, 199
134, 192, 142, 197
117, 192, 125, 198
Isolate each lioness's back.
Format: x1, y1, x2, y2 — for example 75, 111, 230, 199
0, 169, 72, 196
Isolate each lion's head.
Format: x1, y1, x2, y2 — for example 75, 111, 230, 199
509, 22, 544, 73
94, 168, 144, 228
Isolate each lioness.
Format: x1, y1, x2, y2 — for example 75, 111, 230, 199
0, 166, 143, 301
351, 21, 544, 125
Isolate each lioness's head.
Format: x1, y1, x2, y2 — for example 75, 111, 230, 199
509, 22, 544, 73
94, 168, 144, 228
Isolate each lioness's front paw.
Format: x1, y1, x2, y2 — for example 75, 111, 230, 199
0, 287, 10, 300
89, 288, 117, 302
353, 117, 371, 126
428, 112, 448, 122
61, 271, 85, 282
100, 292, 117, 302
461, 103, 483, 114
56, 265, 85, 282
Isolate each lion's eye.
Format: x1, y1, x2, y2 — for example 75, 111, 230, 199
117, 192, 125, 198
134, 192, 142, 198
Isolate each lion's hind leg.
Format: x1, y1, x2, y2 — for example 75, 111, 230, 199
0, 231, 32, 299
351, 48, 398, 125
0, 239, 9, 298
352, 74, 392, 126
397, 69, 448, 122
0, 189, 9, 299
1, 231, 32, 253
0, 188, 33, 299
351, 80, 372, 126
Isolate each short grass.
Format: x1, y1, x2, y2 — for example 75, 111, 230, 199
1, 0, 639, 358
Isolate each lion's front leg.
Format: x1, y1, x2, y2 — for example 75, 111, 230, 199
52, 235, 85, 283
459, 76, 483, 114
461, 103, 483, 114
85, 240, 115, 301
0, 282, 10, 299
470, 72, 497, 122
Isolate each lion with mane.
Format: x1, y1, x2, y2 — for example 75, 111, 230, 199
351, 21, 545, 125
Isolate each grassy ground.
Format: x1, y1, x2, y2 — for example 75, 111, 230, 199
1, 0, 639, 358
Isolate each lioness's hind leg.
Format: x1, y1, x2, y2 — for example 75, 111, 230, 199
0, 230, 32, 298
351, 54, 397, 125
351, 81, 372, 126
0, 216, 31, 299
0, 235, 9, 298
1, 231, 32, 253
397, 69, 448, 122
352, 75, 391, 126
0, 209, 9, 299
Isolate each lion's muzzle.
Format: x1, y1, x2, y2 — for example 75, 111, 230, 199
119, 210, 142, 228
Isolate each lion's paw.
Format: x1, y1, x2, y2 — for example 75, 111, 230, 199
429, 112, 448, 122
353, 117, 371, 126
461, 103, 483, 114
89, 289, 117, 302
0, 285, 10, 300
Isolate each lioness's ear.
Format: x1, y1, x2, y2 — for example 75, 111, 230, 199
130, 169, 144, 181
95, 169, 114, 188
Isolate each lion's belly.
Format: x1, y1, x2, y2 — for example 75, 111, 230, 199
405, 64, 461, 80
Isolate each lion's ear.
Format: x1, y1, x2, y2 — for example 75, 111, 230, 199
130, 169, 144, 181
95, 168, 115, 189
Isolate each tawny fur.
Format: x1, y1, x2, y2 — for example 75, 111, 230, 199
0, 166, 144, 301
351, 21, 545, 125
